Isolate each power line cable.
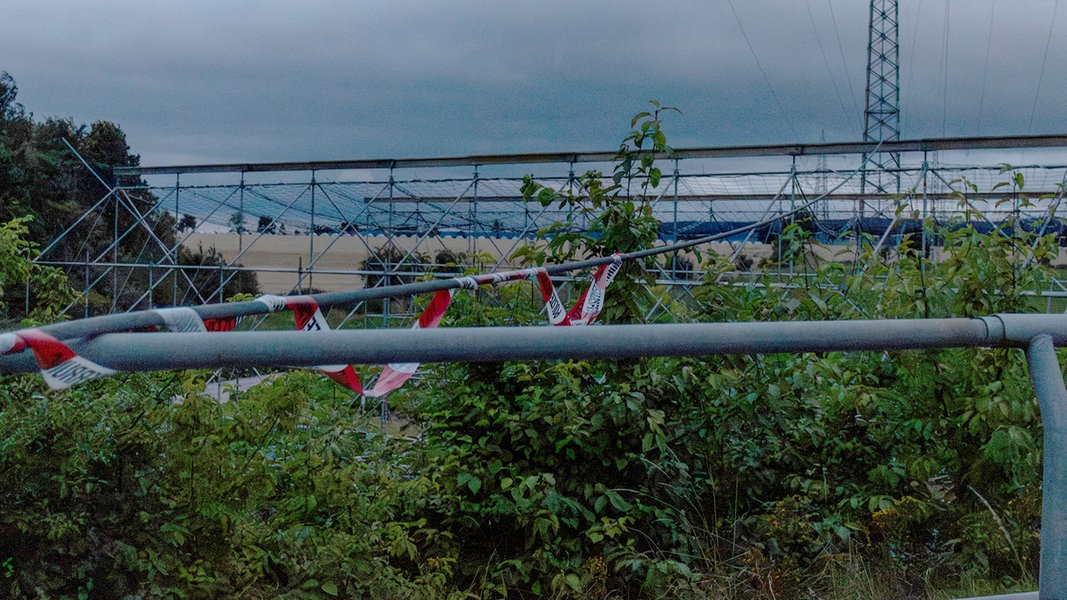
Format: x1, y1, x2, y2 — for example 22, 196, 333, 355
902, 0, 925, 138
825, 0, 863, 125
726, 0, 801, 140
1027, 0, 1060, 134
976, 0, 996, 134
941, 0, 951, 137
805, 0, 854, 127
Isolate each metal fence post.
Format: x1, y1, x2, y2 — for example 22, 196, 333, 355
1026, 334, 1067, 600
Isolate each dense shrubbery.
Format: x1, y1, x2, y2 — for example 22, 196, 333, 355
408, 220, 1051, 598
0, 215, 1051, 598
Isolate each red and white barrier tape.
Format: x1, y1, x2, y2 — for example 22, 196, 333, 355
155, 307, 208, 333
536, 269, 572, 326
0, 256, 624, 391
567, 259, 622, 326
536, 256, 621, 327
258, 294, 364, 394
2, 308, 212, 390
17, 329, 116, 389
364, 289, 454, 398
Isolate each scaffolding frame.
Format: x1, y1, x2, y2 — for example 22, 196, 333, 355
35, 135, 1067, 326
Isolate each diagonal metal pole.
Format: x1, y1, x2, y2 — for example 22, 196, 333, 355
1021, 172, 1067, 271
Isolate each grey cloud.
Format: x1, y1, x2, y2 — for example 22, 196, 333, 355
3, 1, 1064, 166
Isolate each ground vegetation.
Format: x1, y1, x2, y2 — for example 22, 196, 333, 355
0, 99, 1056, 598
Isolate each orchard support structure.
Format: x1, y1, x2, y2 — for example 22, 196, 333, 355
38, 134, 1067, 323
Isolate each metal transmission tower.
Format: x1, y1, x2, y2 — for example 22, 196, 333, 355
861, 0, 902, 213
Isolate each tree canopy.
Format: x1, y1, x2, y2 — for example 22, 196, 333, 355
0, 71, 256, 320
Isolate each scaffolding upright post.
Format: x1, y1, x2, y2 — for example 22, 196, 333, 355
174, 174, 180, 305
309, 171, 316, 293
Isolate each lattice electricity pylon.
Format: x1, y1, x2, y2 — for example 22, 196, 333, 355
861, 0, 902, 211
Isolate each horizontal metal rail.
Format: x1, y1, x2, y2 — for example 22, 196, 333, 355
0, 314, 1059, 373
114, 134, 1067, 176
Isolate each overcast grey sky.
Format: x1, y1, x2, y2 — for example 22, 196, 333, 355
3, 1, 1064, 166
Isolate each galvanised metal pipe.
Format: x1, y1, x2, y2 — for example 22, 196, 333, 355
988, 314, 1067, 347
1026, 335, 1067, 600
0, 317, 1016, 375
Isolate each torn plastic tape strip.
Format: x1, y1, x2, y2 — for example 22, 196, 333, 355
19, 329, 116, 390
323, 367, 363, 395
363, 363, 419, 398
282, 295, 363, 394
284, 296, 329, 332
155, 307, 207, 333
203, 317, 239, 332
536, 270, 571, 326
364, 289, 454, 398
416, 289, 453, 329
571, 258, 623, 322
255, 294, 289, 313
0, 332, 27, 355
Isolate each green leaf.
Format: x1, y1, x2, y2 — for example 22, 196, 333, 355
809, 292, 827, 313
653, 129, 666, 151
321, 581, 339, 596
565, 573, 582, 591
466, 474, 482, 494
606, 489, 633, 512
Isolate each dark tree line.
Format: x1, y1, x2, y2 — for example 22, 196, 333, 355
0, 71, 256, 317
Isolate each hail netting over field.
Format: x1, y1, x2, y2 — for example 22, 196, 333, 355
30, 136, 1067, 319
129, 161, 1067, 240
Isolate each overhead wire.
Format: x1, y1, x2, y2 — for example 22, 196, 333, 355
1027, 0, 1060, 134
725, 0, 801, 140
976, 0, 996, 134
804, 0, 854, 127
825, 0, 862, 126
901, 0, 927, 138
940, 0, 951, 137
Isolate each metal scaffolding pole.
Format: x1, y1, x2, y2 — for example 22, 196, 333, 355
1026, 335, 1067, 599
2, 314, 1067, 374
